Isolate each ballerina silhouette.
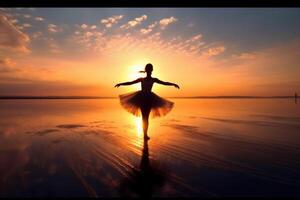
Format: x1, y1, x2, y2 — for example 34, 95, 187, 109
115, 63, 180, 140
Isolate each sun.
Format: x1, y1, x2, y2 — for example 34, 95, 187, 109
121, 64, 145, 90
128, 65, 144, 80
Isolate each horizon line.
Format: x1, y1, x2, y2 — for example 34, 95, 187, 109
0, 95, 297, 99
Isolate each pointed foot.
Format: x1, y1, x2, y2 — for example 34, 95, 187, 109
144, 135, 150, 140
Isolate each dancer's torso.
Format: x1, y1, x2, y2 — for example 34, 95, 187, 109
141, 77, 154, 93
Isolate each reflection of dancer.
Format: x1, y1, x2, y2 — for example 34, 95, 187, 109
141, 137, 150, 171
115, 63, 180, 140
119, 138, 166, 198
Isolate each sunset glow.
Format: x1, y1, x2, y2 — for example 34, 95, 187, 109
0, 8, 300, 97
135, 117, 143, 138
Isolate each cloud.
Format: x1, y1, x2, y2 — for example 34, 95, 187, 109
81, 24, 88, 29
32, 31, 43, 39
22, 23, 32, 28
140, 28, 152, 35
48, 24, 62, 33
183, 34, 202, 45
135, 15, 147, 22
202, 46, 226, 57
120, 15, 147, 29
101, 15, 123, 28
159, 16, 177, 29
140, 22, 158, 35
35, 17, 44, 21
85, 31, 93, 37
71, 18, 221, 60
0, 58, 13, 66
0, 58, 16, 73
147, 32, 161, 41
157, 33, 205, 56
47, 38, 61, 53
72, 27, 105, 52
0, 15, 30, 52
10, 19, 18, 24
190, 34, 202, 42
23, 14, 31, 19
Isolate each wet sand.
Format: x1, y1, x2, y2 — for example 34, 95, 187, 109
0, 99, 299, 197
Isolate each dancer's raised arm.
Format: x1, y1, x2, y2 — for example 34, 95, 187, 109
115, 78, 142, 88
154, 78, 180, 89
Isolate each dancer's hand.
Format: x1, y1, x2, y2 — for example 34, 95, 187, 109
174, 84, 180, 89
115, 84, 121, 88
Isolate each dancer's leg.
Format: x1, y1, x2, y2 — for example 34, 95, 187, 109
141, 107, 151, 140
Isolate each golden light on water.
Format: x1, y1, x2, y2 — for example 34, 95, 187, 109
135, 117, 143, 138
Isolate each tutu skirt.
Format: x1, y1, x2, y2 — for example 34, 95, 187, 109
119, 91, 174, 118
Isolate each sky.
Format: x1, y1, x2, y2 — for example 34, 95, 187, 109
0, 8, 300, 97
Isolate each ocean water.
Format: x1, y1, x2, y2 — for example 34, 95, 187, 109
0, 98, 299, 197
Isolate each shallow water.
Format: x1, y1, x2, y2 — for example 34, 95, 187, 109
0, 98, 299, 197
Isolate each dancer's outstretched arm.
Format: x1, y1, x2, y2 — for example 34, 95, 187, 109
154, 78, 180, 89
115, 78, 142, 87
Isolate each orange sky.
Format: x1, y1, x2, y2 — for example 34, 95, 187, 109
1, 8, 300, 96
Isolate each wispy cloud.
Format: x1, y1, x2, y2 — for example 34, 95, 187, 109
101, 15, 123, 28
47, 38, 61, 53
32, 31, 43, 39
0, 58, 14, 66
22, 23, 32, 28
35, 17, 44, 21
0, 15, 30, 53
120, 15, 147, 29
81, 24, 88, 29
159, 16, 177, 29
10, 19, 18, 24
140, 22, 158, 35
139, 16, 177, 35
0, 57, 17, 73
48, 24, 62, 33
187, 34, 202, 43
72, 27, 105, 52
202, 46, 226, 57
70, 20, 224, 60
23, 14, 31, 19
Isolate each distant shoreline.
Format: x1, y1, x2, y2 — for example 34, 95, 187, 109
0, 96, 296, 99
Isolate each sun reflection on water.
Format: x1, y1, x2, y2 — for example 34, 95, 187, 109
135, 116, 143, 138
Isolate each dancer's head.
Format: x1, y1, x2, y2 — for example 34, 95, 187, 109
145, 63, 153, 76
139, 63, 153, 76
